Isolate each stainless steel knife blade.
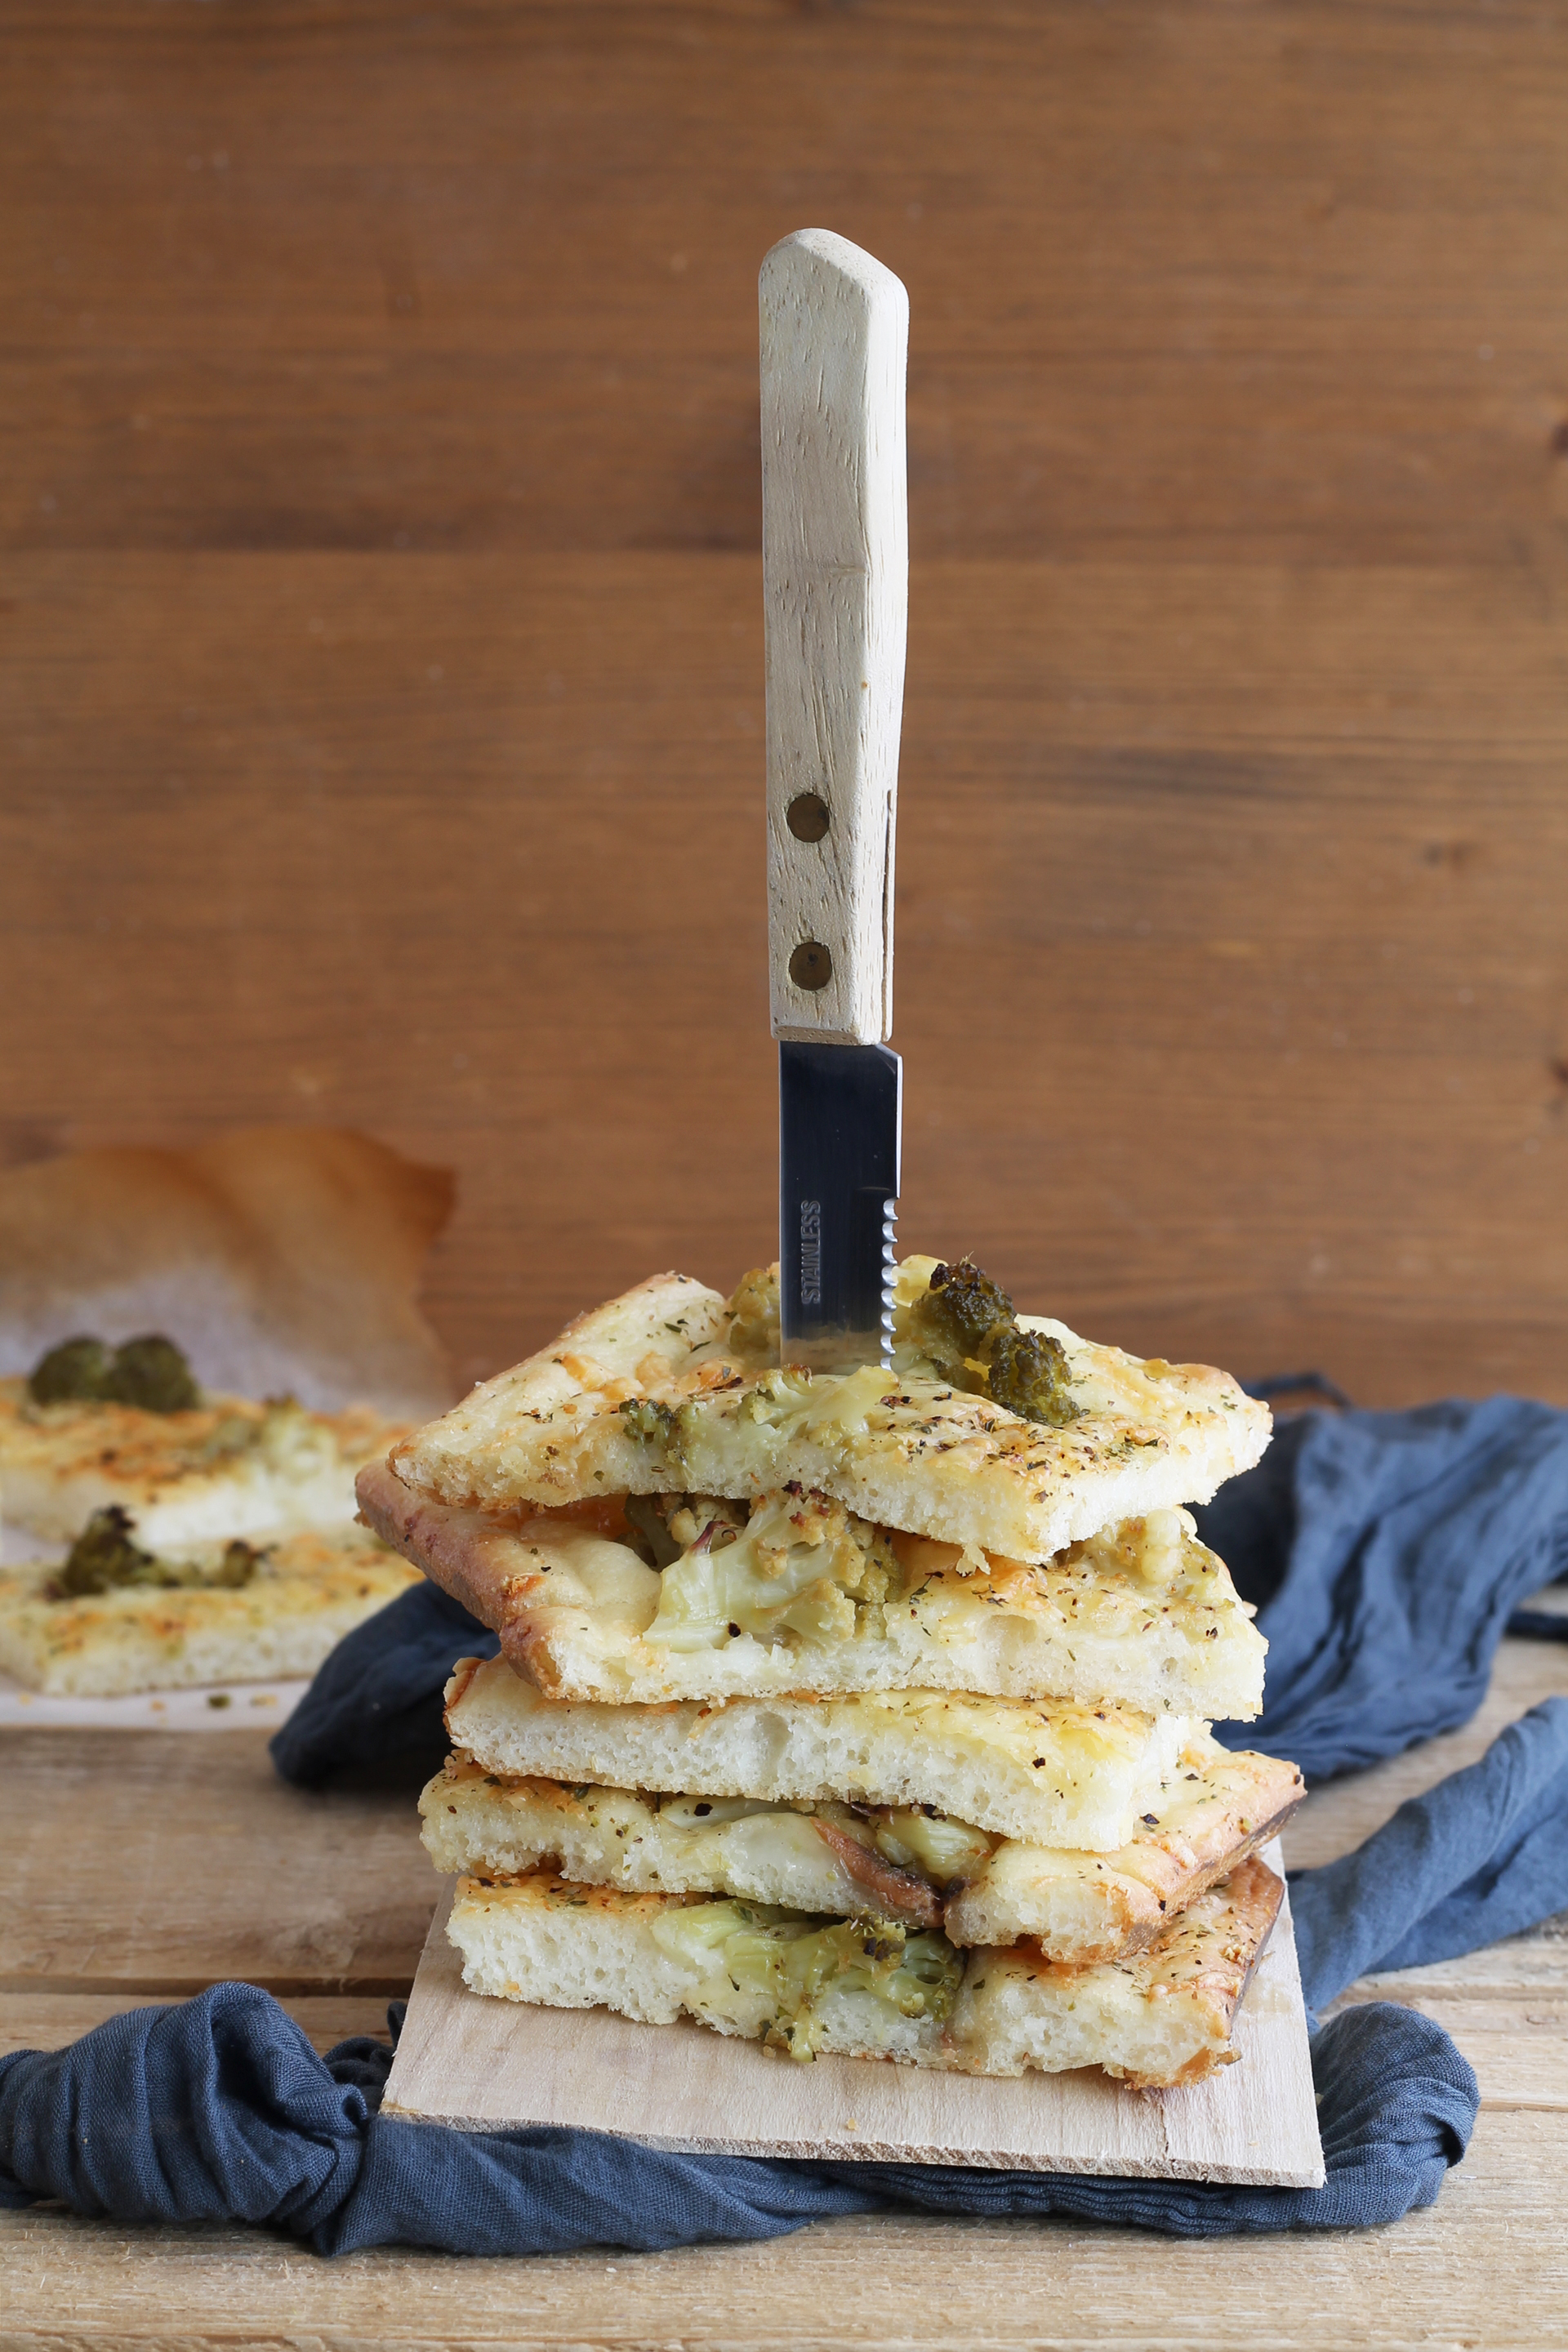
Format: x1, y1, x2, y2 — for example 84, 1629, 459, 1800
760, 229, 909, 1370
779, 1040, 902, 1371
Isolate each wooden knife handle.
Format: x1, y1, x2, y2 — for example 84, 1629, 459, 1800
760, 228, 909, 1046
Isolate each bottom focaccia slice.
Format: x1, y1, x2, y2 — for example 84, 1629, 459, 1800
0, 1524, 423, 1695
951, 1856, 1284, 2087
419, 1734, 1303, 1962
445, 1652, 1199, 1851
446, 1853, 1284, 2087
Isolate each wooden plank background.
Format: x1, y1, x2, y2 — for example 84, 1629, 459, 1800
2, 0, 1566, 1404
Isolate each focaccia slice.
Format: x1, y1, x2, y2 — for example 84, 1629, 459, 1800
444, 1652, 1198, 1851
942, 1739, 1303, 1958
420, 1735, 1303, 1962
361, 1465, 1265, 1718
387, 1261, 1270, 1565
0, 1381, 406, 1548
0, 1523, 422, 1695
948, 1855, 1284, 2087
445, 1854, 1284, 2087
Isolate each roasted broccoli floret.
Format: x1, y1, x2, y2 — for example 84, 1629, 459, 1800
109, 1334, 199, 1413
28, 1336, 118, 1405
618, 1396, 681, 1450
27, 1331, 198, 1413
905, 1256, 1080, 1426
211, 1539, 262, 1589
987, 1325, 1080, 1428
52, 1506, 163, 1595
48, 1509, 261, 1598
907, 1258, 1014, 1383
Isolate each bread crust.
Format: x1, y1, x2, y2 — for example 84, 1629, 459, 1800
946, 1742, 1300, 1960
421, 1734, 1302, 1964
444, 1854, 1285, 2087
442, 1651, 1198, 1851
0, 1381, 405, 1547
956, 1854, 1285, 2087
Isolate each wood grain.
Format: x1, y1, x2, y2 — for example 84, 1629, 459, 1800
0, 1992, 394, 2060
1, 2121, 1566, 2350
1, 1629, 1565, 2341
0, 1730, 434, 1996
762, 229, 906, 1046
0, 1, 1564, 1404
2, 6, 1566, 2327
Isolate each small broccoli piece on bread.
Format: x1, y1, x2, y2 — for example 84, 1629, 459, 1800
902, 1258, 1080, 1429
907, 1258, 1014, 1386
26, 1331, 199, 1414
987, 1325, 1080, 1428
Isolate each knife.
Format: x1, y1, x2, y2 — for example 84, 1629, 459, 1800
760, 228, 908, 1372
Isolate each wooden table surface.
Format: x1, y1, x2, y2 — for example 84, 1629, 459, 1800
3, 1613, 1566, 2349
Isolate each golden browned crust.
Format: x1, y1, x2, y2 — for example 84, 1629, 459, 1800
944, 1744, 1303, 1961
358, 1459, 535, 1638
0, 1523, 423, 1695
991, 1853, 1285, 2088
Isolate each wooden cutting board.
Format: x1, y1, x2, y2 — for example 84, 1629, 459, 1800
382, 1840, 1324, 2186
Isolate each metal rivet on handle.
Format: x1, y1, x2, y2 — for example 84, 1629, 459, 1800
789, 940, 832, 991
786, 792, 831, 842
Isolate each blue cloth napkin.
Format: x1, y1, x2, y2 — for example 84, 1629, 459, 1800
270, 1579, 499, 1788
0, 1986, 1482, 2251
1196, 1397, 1568, 1780
7, 1397, 1567, 2250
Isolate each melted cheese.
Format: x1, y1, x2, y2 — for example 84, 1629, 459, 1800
382, 1481, 1266, 1719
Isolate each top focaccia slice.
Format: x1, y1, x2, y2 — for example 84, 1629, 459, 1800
0, 1380, 406, 1548
390, 1260, 1270, 1565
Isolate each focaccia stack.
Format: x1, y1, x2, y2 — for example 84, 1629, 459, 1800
365, 1256, 1304, 2089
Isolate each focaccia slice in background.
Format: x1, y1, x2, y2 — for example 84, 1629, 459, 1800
445, 1853, 1284, 2087
0, 1383, 406, 1548
360, 1464, 1265, 1718
0, 1523, 422, 1695
420, 1736, 1303, 1962
386, 1263, 1270, 1564
443, 1652, 1198, 1851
